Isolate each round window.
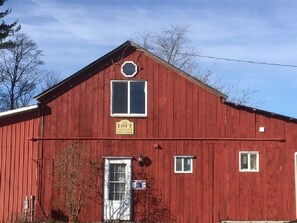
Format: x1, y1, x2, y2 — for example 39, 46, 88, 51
121, 61, 138, 77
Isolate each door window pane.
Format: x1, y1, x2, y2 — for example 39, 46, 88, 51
109, 183, 125, 200
109, 164, 126, 200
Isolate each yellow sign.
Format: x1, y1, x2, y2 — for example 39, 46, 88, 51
116, 119, 134, 135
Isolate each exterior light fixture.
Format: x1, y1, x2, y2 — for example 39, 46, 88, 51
137, 154, 144, 167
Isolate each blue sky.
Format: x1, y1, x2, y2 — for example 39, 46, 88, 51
5, 0, 297, 117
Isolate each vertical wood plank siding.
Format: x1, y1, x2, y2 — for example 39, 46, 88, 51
33, 49, 297, 222
0, 113, 38, 222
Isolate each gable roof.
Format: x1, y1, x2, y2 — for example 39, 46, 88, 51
34, 41, 297, 122
35, 40, 227, 103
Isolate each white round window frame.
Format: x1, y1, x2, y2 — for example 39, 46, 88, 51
121, 61, 138, 78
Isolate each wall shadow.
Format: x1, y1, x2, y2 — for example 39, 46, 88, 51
132, 170, 175, 222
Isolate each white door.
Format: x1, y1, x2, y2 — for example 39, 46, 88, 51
104, 158, 132, 221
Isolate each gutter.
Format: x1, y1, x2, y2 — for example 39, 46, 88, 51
0, 105, 38, 118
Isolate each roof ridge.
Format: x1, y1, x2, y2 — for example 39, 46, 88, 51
35, 40, 227, 102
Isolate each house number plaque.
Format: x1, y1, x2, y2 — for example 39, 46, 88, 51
132, 180, 146, 190
116, 119, 134, 135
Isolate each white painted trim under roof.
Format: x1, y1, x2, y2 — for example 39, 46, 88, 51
0, 105, 38, 118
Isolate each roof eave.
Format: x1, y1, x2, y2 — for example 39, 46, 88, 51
224, 101, 297, 121
35, 40, 133, 101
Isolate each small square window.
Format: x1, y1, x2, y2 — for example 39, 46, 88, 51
239, 152, 259, 172
111, 80, 147, 117
174, 156, 194, 173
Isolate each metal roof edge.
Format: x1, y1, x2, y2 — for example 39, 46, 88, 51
35, 41, 133, 101
0, 105, 38, 119
224, 101, 297, 121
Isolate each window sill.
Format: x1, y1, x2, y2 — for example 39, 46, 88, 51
111, 114, 148, 118
174, 171, 193, 174
239, 170, 259, 173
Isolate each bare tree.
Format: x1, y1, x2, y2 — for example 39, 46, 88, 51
0, 33, 43, 111
225, 82, 264, 107
40, 69, 62, 91
140, 25, 198, 74
136, 25, 261, 106
53, 143, 101, 223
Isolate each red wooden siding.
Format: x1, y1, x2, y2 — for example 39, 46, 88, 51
29, 45, 297, 222
36, 139, 297, 222
0, 111, 39, 222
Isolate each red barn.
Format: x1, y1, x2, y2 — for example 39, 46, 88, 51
1, 41, 297, 222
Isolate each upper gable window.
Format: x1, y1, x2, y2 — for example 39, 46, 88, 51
121, 61, 138, 77
111, 80, 147, 117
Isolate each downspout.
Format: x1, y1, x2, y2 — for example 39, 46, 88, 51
36, 102, 48, 219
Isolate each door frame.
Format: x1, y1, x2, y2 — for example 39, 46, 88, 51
103, 157, 132, 221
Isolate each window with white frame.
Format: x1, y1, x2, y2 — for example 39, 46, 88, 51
111, 80, 147, 117
239, 151, 259, 172
121, 61, 138, 77
174, 156, 194, 173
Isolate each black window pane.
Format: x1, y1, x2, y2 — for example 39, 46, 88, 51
241, 154, 248, 169
130, 82, 145, 114
184, 158, 191, 171
176, 158, 182, 171
112, 82, 128, 114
